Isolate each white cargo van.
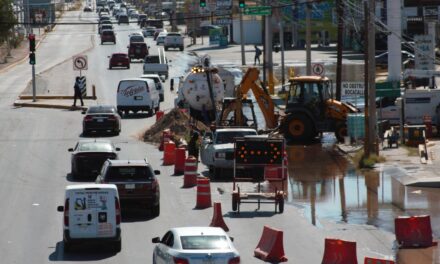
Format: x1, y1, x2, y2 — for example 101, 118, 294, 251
117, 78, 160, 116
57, 184, 121, 252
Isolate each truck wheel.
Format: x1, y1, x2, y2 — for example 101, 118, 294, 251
64, 241, 71, 252
284, 114, 314, 142
113, 240, 121, 252
180, 47, 184, 51
335, 122, 348, 143
147, 109, 154, 117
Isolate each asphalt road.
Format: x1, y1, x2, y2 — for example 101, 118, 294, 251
0, 9, 398, 264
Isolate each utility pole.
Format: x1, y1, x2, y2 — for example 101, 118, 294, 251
265, 0, 274, 94
305, 1, 312, 75
280, 22, 285, 87
335, 0, 344, 101
240, 9, 245, 65
368, 0, 377, 155
363, 1, 370, 157
171, 0, 177, 32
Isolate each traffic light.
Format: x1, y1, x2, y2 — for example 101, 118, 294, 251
29, 34, 36, 52
239, 0, 245, 8
200, 0, 206, 7
29, 52, 36, 65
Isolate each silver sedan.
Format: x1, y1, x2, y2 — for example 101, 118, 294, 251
152, 227, 240, 264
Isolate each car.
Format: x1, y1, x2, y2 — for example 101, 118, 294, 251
140, 74, 164, 102
137, 14, 147, 25
164, 32, 184, 51
57, 184, 121, 252
109, 52, 130, 69
100, 19, 112, 26
130, 10, 139, 19
152, 227, 240, 264
128, 42, 148, 61
129, 33, 144, 43
83, 5, 92, 12
95, 159, 161, 216
143, 54, 169, 79
82, 105, 121, 136
156, 32, 167, 45
100, 29, 116, 44
68, 139, 120, 179
153, 28, 166, 40
375, 50, 415, 69
118, 14, 129, 24
99, 24, 113, 34
142, 26, 156, 37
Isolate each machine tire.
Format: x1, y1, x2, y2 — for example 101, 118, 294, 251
284, 114, 314, 142
278, 196, 284, 213
147, 109, 154, 117
335, 122, 348, 143
232, 192, 239, 212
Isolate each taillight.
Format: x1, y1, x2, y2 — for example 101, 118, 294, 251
108, 115, 117, 121
64, 199, 69, 226
84, 115, 93, 122
229, 256, 240, 264
115, 197, 121, 225
173, 257, 189, 264
152, 178, 159, 193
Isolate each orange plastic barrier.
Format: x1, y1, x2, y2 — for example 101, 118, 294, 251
163, 141, 176, 165
156, 110, 164, 122
183, 156, 198, 188
209, 202, 229, 232
321, 238, 357, 264
395, 215, 435, 248
254, 226, 288, 263
264, 152, 288, 180
364, 257, 395, 264
195, 177, 211, 209
174, 147, 186, 175
159, 129, 172, 151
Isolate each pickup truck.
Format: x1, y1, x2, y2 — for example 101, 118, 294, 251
164, 32, 184, 51
143, 48, 169, 79
200, 128, 258, 179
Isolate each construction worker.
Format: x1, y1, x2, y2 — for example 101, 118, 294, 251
254, 45, 262, 65
73, 76, 84, 107
188, 131, 200, 161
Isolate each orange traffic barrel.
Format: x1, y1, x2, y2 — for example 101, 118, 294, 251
183, 155, 198, 188
159, 129, 172, 151
174, 147, 186, 175
196, 177, 211, 209
156, 110, 164, 121
163, 141, 176, 165
321, 238, 357, 264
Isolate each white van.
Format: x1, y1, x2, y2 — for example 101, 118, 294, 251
140, 74, 164, 102
57, 184, 121, 252
117, 78, 160, 116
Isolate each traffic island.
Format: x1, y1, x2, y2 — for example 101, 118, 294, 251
14, 95, 97, 110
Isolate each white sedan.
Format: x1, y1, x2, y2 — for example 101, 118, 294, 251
152, 227, 240, 264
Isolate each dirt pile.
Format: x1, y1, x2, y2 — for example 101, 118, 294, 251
143, 108, 210, 144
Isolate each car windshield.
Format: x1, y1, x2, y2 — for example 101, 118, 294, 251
78, 142, 113, 152
215, 131, 257, 144
180, 236, 230, 250
106, 166, 153, 181
130, 36, 144, 42
167, 33, 180, 37
145, 56, 159, 63
87, 106, 115, 113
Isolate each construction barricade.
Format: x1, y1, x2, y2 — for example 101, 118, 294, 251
159, 129, 172, 151
174, 147, 186, 175
395, 215, 436, 248
254, 225, 288, 263
321, 238, 357, 264
195, 177, 211, 209
163, 141, 176, 165
364, 257, 395, 264
209, 202, 229, 232
264, 151, 288, 181
183, 156, 198, 188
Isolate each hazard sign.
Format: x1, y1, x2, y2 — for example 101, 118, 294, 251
235, 137, 284, 165
312, 63, 324, 76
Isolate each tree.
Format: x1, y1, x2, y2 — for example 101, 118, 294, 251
0, 0, 17, 44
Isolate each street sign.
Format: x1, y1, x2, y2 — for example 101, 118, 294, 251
215, 17, 232, 25
312, 63, 324, 76
73, 55, 88, 71
342, 82, 364, 97
216, 0, 232, 9
424, 6, 438, 21
414, 35, 434, 71
244, 6, 272, 16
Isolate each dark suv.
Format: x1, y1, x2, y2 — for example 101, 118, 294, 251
128, 42, 148, 61
96, 159, 160, 216
101, 29, 116, 44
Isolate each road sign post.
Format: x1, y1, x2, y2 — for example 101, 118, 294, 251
73, 55, 88, 77
244, 6, 272, 16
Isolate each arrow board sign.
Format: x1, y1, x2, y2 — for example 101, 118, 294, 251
73, 55, 88, 71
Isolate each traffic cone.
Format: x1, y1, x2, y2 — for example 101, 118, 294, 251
209, 202, 229, 232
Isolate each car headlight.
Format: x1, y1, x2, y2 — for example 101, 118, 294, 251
215, 152, 226, 159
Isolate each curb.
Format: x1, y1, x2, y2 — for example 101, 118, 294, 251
19, 95, 96, 100
13, 101, 87, 111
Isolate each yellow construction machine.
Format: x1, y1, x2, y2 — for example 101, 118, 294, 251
218, 67, 360, 142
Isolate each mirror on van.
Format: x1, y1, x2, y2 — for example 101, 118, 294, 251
68, 148, 74, 152
81, 110, 86, 114
116, 147, 121, 151
57, 206, 64, 212
154, 170, 160, 175
229, 236, 234, 242
152, 237, 160, 243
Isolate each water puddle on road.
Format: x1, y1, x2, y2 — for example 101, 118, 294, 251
263, 137, 440, 241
